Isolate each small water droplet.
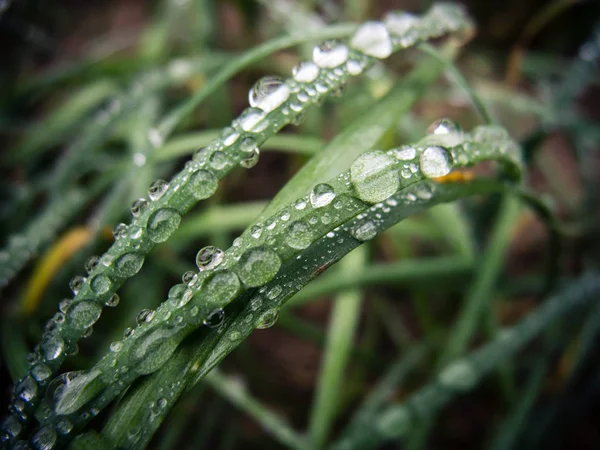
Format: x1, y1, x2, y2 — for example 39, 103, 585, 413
250, 225, 263, 239
147, 208, 181, 243
148, 179, 169, 201
196, 246, 224, 271
266, 285, 282, 300
350, 21, 393, 58
40, 337, 65, 361
384, 11, 419, 37
313, 40, 349, 68
84, 256, 99, 274
220, 127, 240, 146
346, 59, 364, 75
285, 221, 313, 250
350, 150, 400, 203
293, 61, 320, 83
31, 426, 57, 450
182, 271, 196, 284
110, 341, 123, 352
310, 183, 336, 208
239, 108, 267, 132
203, 309, 225, 328
112, 223, 128, 240
131, 198, 149, 218
419, 146, 453, 178
394, 146, 416, 161
438, 360, 478, 391
256, 309, 279, 329
427, 118, 460, 135
351, 221, 378, 241
115, 252, 145, 277
31, 363, 52, 383
237, 246, 282, 287
249, 76, 290, 113
69, 276, 85, 295
240, 149, 260, 168
105, 293, 120, 307
136, 309, 156, 325
15, 376, 37, 402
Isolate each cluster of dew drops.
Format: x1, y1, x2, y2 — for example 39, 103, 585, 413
0, 8, 471, 448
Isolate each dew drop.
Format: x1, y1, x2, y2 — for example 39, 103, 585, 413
15, 376, 37, 402
310, 183, 336, 208
293, 61, 319, 83
249, 76, 290, 113
209, 151, 228, 170
148, 179, 169, 201
240, 149, 260, 168
130, 327, 181, 375
285, 221, 313, 250
182, 271, 196, 284
69, 276, 85, 295
110, 341, 123, 353
203, 309, 225, 328
131, 198, 149, 217
31, 426, 57, 450
250, 225, 262, 239
419, 146, 453, 178
204, 271, 241, 304
105, 293, 120, 308
40, 337, 65, 361
346, 59, 364, 75
196, 246, 224, 271
188, 169, 218, 200
147, 208, 181, 243
237, 246, 282, 287
112, 223, 128, 240
350, 150, 400, 203
239, 107, 267, 132
427, 118, 460, 135
256, 309, 279, 329
59, 299, 71, 313
129, 226, 143, 239
31, 364, 52, 383
351, 221, 378, 241
84, 256, 99, 274
90, 274, 111, 295
350, 21, 393, 58
137, 309, 156, 325
220, 127, 240, 146
266, 285, 282, 300
115, 252, 144, 277
66, 301, 102, 330
1, 415, 21, 439
377, 406, 411, 437
313, 40, 349, 68
383, 11, 419, 36
438, 360, 478, 391
55, 419, 73, 436
394, 146, 416, 161
47, 369, 103, 416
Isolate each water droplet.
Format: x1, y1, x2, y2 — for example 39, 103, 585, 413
394, 146, 416, 161
249, 76, 290, 113
285, 221, 313, 250
182, 271, 196, 284
110, 341, 123, 352
293, 61, 319, 83
148, 179, 169, 201
346, 59, 364, 75
69, 276, 85, 295
427, 118, 460, 135
250, 225, 262, 239
147, 208, 181, 243
266, 285, 282, 300
313, 40, 349, 68
203, 309, 225, 328
237, 247, 282, 287
256, 309, 279, 329
67, 301, 102, 330
31, 363, 52, 383
350, 150, 400, 203
419, 146, 453, 178
377, 406, 411, 437
115, 252, 144, 277
84, 256, 99, 274
220, 127, 240, 146
40, 337, 65, 361
90, 274, 111, 295
136, 309, 156, 325
294, 199, 307, 210
196, 246, 224, 271
351, 221, 378, 241
1, 415, 21, 439
350, 21, 393, 58
384, 11, 419, 36
105, 293, 120, 307
310, 183, 336, 208
113, 223, 128, 240
46, 369, 102, 415
204, 271, 241, 304
438, 360, 478, 391
130, 327, 181, 375
240, 149, 259, 168
209, 151, 228, 170
15, 376, 37, 402
239, 107, 267, 132
58, 299, 71, 313
55, 419, 73, 436
131, 198, 149, 217
31, 426, 57, 450
187, 169, 218, 200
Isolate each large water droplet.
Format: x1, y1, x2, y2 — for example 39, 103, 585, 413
293, 61, 319, 83
47, 369, 103, 416
31, 363, 52, 383
249, 76, 290, 113
310, 183, 336, 208
394, 146, 416, 161
285, 221, 313, 250
31, 426, 57, 450
203, 309, 225, 328
90, 274, 111, 295
130, 327, 181, 375
148, 179, 169, 201
350, 150, 400, 203
188, 170, 218, 200
237, 247, 281, 287
115, 252, 144, 277
438, 360, 478, 391
220, 127, 240, 146
419, 146, 452, 178
313, 40, 349, 68
204, 271, 241, 305
239, 108, 267, 132
67, 301, 102, 331
351, 221, 378, 241
256, 309, 279, 329
40, 337, 65, 361
15, 376, 37, 402
350, 21, 393, 58
147, 208, 181, 243
196, 246, 224, 271
1, 415, 21, 439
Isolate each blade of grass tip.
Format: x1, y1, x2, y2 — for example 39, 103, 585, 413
489, 360, 547, 450
287, 257, 473, 307
308, 246, 367, 449
332, 272, 600, 450
154, 131, 324, 161
407, 194, 521, 450
205, 370, 307, 450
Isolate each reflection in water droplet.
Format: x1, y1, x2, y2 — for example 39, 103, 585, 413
203, 309, 225, 328
256, 309, 279, 329
313, 40, 349, 68
248, 76, 290, 113
237, 246, 281, 287
147, 208, 181, 243
310, 184, 336, 208
148, 179, 169, 201
427, 118, 460, 135
196, 246, 224, 271
419, 146, 452, 178
350, 150, 399, 203
188, 170, 218, 200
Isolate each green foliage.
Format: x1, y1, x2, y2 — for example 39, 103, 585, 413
1, 1, 598, 449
